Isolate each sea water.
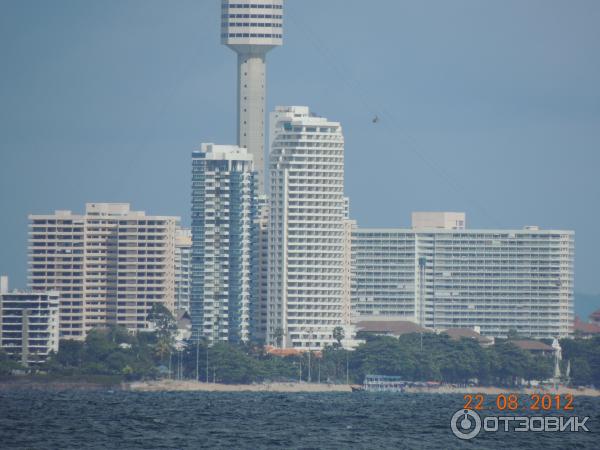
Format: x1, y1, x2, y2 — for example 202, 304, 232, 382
1, 390, 598, 449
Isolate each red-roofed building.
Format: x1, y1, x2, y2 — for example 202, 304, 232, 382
354, 320, 432, 338
573, 317, 600, 337
443, 328, 494, 347
590, 309, 600, 326
511, 340, 553, 354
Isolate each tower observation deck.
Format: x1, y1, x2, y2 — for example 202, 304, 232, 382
221, 0, 284, 193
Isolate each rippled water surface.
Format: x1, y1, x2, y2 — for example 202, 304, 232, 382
1, 390, 598, 449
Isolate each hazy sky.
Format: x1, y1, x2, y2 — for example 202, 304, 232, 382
1, 0, 599, 292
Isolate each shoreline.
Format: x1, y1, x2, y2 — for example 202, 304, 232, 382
2, 377, 598, 397
127, 380, 353, 392
126, 380, 600, 396
0, 375, 123, 391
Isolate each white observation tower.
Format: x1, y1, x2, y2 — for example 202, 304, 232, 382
221, 0, 284, 193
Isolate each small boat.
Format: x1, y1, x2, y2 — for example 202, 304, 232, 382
350, 384, 364, 392
363, 375, 407, 393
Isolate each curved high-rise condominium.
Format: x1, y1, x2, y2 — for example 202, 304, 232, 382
268, 106, 345, 349
221, 0, 284, 193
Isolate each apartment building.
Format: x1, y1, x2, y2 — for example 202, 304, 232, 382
0, 277, 60, 366
251, 194, 270, 343
268, 106, 346, 349
191, 144, 258, 344
352, 213, 574, 339
175, 228, 192, 312
28, 203, 178, 339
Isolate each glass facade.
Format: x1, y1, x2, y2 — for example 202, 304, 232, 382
191, 145, 258, 344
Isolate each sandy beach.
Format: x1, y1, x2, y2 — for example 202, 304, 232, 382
127, 380, 600, 396
128, 379, 353, 392
2, 377, 597, 396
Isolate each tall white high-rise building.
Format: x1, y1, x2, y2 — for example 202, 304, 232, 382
352, 213, 574, 339
268, 106, 345, 349
191, 144, 258, 344
221, 0, 284, 193
28, 204, 178, 340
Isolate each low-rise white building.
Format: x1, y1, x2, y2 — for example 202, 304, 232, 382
0, 277, 59, 366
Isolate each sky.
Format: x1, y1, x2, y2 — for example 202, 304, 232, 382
0, 0, 599, 293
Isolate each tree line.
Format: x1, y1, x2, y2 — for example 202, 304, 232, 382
1, 305, 599, 387
560, 335, 600, 386
0, 332, 562, 386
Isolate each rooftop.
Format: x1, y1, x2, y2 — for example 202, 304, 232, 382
354, 226, 573, 235
29, 203, 180, 221
511, 340, 553, 352
86, 203, 132, 216
354, 211, 574, 234
272, 106, 341, 128
412, 212, 466, 230
354, 320, 432, 337
196, 143, 253, 162
443, 328, 494, 345
574, 317, 600, 335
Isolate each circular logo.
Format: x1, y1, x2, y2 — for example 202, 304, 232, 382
451, 409, 482, 440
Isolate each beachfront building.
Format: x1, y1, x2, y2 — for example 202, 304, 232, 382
0, 277, 60, 366
341, 218, 355, 330
352, 212, 574, 339
28, 203, 179, 340
191, 144, 258, 344
175, 228, 192, 312
268, 106, 346, 349
250, 194, 270, 343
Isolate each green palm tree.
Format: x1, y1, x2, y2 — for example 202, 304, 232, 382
273, 327, 284, 348
333, 326, 345, 348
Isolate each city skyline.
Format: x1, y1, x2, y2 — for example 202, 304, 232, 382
0, 4, 598, 448
1, 0, 599, 296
